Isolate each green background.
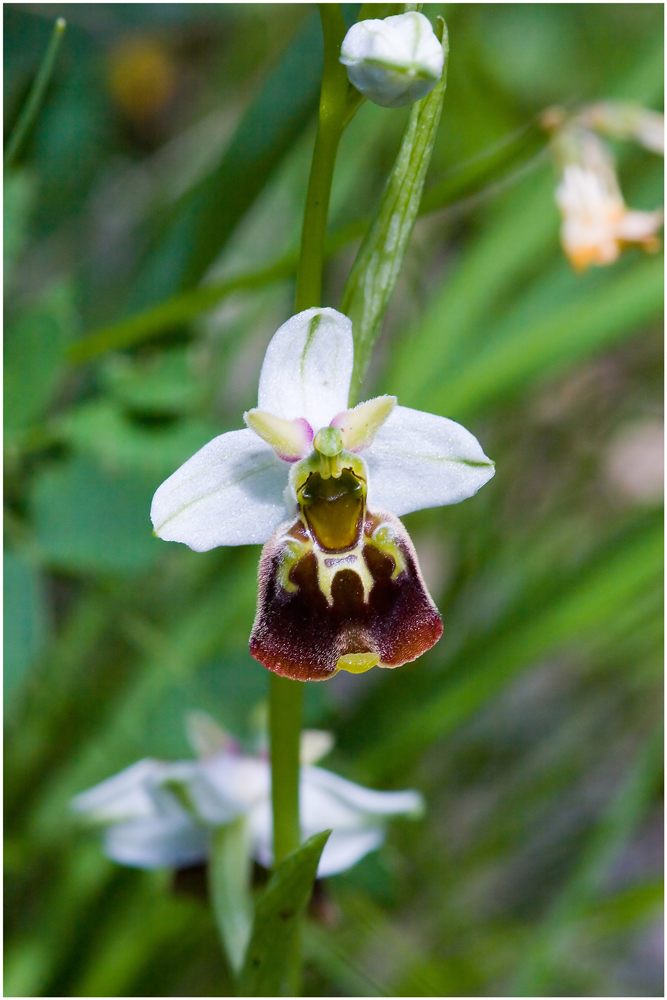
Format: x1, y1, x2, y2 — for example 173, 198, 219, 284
5, 4, 663, 996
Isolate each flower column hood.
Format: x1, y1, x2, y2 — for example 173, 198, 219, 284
151, 308, 494, 680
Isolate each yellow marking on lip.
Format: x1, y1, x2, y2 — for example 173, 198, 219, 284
335, 652, 379, 674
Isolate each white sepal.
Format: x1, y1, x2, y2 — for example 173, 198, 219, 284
257, 307, 353, 432
70, 759, 167, 824
104, 813, 208, 870
365, 405, 495, 516
150, 429, 289, 550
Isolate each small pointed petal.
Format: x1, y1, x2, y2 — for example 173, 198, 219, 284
249, 510, 442, 680
303, 766, 424, 819
300, 730, 335, 765
244, 409, 313, 461
331, 395, 396, 452
257, 308, 353, 432
317, 828, 384, 877
151, 429, 290, 550
617, 208, 663, 243
365, 405, 495, 517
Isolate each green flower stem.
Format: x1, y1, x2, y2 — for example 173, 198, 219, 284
295, 3, 350, 312
270, 674, 304, 863
4, 18, 66, 168
268, 15, 349, 991
270, 6, 348, 873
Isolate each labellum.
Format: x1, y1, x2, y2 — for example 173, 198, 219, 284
250, 441, 442, 681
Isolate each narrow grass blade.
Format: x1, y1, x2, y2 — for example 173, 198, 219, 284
4, 17, 66, 168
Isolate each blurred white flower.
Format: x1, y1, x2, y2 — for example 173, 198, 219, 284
340, 12, 444, 108
71, 725, 424, 878
556, 163, 663, 270
544, 112, 664, 271
151, 306, 493, 680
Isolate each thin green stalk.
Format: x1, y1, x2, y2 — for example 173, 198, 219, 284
270, 675, 304, 863
295, 4, 350, 311
267, 13, 349, 992
270, 5, 349, 873
4, 18, 66, 168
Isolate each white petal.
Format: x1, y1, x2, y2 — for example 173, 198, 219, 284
191, 756, 269, 824
257, 308, 353, 432
365, 405, 495, 516
247, 799, 273, 870
71, 759, 167, 823
617, 208, 663, 241
317, 828, 384, 877
104, 815, 208, 870
151, 429, 290, 550
302, 767, 424, 821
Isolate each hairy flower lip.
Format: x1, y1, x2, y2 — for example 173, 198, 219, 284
250, 509, 443, 681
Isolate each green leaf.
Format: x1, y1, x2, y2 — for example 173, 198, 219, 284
425, 253, 664, 419
239, 830, 331, 997
341, 18, 449, 398
3, 550, 49, 705
5, 281, 77, 431
210, 817, 254, 976
3, 169, 35, 291
30, 455, 161, 575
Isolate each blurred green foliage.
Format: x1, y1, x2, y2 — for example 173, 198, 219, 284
4, 3, 663, 997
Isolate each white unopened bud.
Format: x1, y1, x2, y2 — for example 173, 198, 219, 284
340, 12, 444, 109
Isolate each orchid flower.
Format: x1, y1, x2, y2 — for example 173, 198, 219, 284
151, 307, 494, 680
71, 724, 423, 879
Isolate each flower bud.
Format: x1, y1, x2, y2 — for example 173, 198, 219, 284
340, 12, 444, 109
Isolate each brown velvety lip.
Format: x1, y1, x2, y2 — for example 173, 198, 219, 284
250, 511, 442, 681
